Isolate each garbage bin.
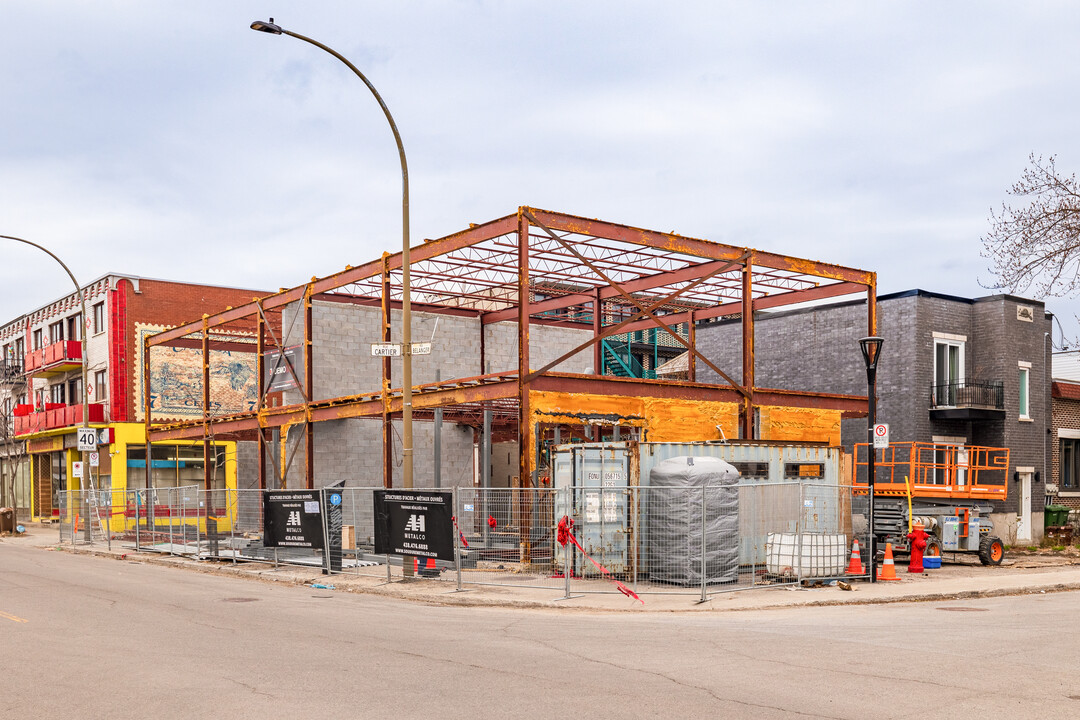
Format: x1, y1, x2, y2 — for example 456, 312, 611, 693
0, 507, 13, 534
1045, 504, 1070, 528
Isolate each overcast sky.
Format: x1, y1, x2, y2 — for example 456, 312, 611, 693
3, 2, 1080, 345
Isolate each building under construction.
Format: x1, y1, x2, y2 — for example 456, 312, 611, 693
143, 207, 877, 492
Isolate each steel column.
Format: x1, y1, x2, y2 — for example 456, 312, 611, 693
741, 258, 755, 439
202, 317, 211, 490
381, 256, 393, 489
304, 285, 314, 490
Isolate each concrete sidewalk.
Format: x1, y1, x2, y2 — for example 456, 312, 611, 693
8, 525, 1080, 612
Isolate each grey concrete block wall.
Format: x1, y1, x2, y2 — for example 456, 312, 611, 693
270, 299, 592, 492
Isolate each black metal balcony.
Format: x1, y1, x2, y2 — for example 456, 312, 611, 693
0, 358, 24, 383
930, 380, 1005, 421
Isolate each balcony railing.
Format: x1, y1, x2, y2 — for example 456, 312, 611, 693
13, 403, 106, 436
24, 341, 82, 376
0, 358, 24, 382
930, 380, 1005, 410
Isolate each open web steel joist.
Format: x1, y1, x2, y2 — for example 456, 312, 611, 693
143, 207, 876, 490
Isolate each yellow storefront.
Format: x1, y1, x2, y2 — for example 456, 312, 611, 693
27, 422, 239, 533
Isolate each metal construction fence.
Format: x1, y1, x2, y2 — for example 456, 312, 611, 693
56, 482, 871, 598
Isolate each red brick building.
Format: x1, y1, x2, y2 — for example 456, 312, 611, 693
0, 274, 265, 521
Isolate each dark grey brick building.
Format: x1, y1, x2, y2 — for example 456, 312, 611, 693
696, 290, 1051, 543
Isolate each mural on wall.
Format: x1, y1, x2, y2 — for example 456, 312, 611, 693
134, 324, 257, 421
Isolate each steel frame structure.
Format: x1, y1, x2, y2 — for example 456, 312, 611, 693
143, 207, 876, 491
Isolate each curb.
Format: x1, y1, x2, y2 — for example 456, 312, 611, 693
46, 544, 1080, 613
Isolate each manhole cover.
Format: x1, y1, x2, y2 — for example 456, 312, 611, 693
222, 597, 259, 603
936, 607, 988, 612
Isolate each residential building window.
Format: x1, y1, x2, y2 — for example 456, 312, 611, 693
66, 313, 82, 342
92, 302, 105, 334
1018, 364, 1030, 419
94, 370, 107, 401
50, 383, 65, 404
15, 337, 24, 358
1062, 438, 1080, 490
68, 378, 82, 406
32, 329, 42, 350
933, 337, 965, 405
34, 388, 46, 409
49, 321, 64, 344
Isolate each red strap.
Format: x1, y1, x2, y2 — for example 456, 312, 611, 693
556, 515, 642, 604
451, 516, 469, 548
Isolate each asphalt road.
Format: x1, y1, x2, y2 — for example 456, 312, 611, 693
3, 543, 1080, 720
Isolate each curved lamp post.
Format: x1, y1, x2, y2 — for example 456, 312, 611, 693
859, 336, 883, 583
250, 18, 415, 571
1, 235, 90, 540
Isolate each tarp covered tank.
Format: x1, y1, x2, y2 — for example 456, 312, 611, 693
645, 455, 739, 585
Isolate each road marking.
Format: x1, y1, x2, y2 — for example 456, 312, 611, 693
0, 610, 28, 623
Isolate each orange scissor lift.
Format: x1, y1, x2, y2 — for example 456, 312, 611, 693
853, 442, 1009, 565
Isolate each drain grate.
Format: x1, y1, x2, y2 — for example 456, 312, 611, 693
222, 597, 260, 603
936, 606, 988, 612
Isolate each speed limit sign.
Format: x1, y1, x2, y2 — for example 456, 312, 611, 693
872, 423, 889, 449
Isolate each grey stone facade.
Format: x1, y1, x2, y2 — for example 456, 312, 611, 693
697, 289, 1051, 540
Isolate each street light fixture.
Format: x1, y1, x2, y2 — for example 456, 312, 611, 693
859, 335, 883, 583
250, 18, 414, 490
1, 235, 91, 540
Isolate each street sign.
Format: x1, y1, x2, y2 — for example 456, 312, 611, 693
77, 428, 97, 451
89, 452, 100, 467
411, 342, 432, 356
371, 343, 401, 357
72, 462, 83, 478
873, 423, 889, 449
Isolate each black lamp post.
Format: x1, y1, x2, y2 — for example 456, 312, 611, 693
859, 336, 883, 583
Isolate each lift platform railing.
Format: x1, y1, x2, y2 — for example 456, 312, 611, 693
853, 442, 1009, 500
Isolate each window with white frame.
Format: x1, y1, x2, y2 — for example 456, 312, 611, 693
1018, 361, 1031, 419
933, 335, 965, 406
1061, 431, 1080, 490
92, 302, 105, 334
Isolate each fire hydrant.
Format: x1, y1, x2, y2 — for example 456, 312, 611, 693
907, 522, 928, 573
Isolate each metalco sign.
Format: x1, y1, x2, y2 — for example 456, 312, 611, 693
263, 490, 324, 549
373, 491, 455, 562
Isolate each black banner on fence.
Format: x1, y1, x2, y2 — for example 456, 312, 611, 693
321, 481, 345, 575
373, 490, 455, 562
263, 490, 324, 549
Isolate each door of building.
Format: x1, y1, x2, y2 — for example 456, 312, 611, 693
1016, 471, 1033, 542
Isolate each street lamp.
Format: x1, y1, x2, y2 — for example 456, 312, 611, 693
1, 235, 91, 541
249, 17, 414, 487
859, 336, 883, 583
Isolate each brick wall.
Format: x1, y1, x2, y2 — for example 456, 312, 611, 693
124, 278, 266, 421
1052, 390, 1080, 510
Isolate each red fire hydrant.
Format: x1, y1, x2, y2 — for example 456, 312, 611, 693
907, 522, 928, 573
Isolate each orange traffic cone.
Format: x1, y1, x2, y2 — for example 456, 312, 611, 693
416, 556, 439, 577
878, 542, 900, 581
845, 538, 865, 575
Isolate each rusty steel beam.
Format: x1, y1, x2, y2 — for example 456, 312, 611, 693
480, 255, 747, 325
528, 373, 868, 413
148, 377, 523, 441
614, 280, 867, 336
741, 259, 754, 439
381, 254, 393, 489
528, 208, 874, 285
524, 209, 748, 395
149, 214, 519, 348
